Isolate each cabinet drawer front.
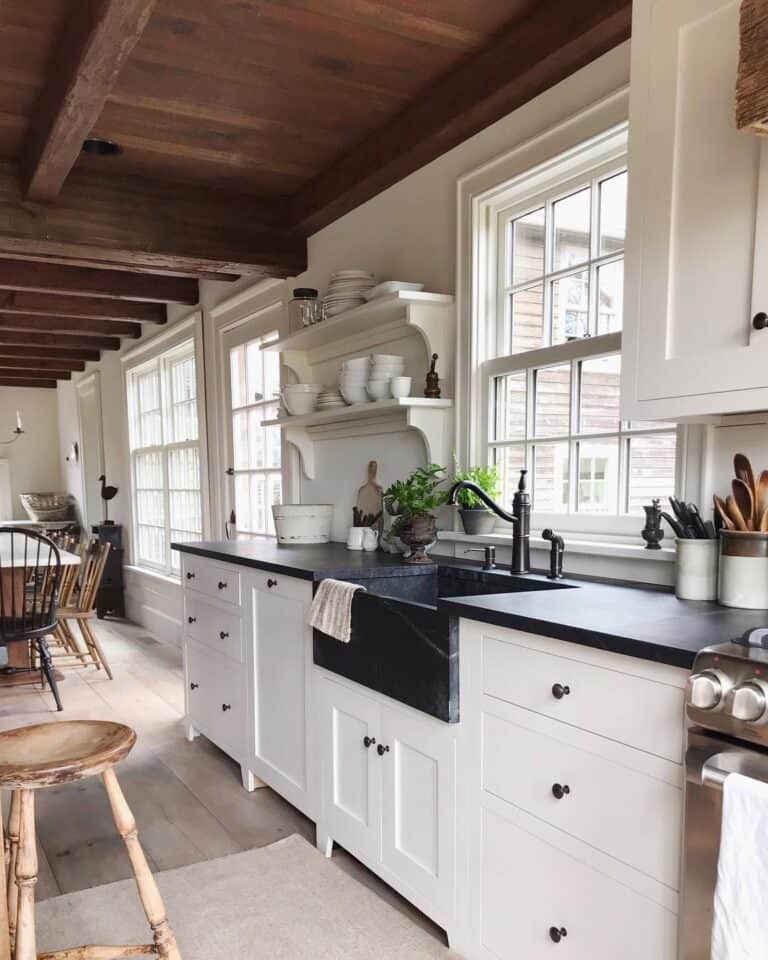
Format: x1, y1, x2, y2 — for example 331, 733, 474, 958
184, 596, 243, 663
185, 644, 245, 759
482, 712, 682, 888
481, 807, 677, 960
250, 570, 311, 605
182, 556, 241, 605
482, 633, 684, 761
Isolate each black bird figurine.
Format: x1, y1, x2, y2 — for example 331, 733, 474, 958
98, 474, 118, 524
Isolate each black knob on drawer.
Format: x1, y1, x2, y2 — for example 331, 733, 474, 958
219, 631, 229, 640
190, 682, 198, 690
222, 703, 232, 712
267, 578, 277, 588
186, 571, 195, 580
377, 744, 390, 756
187, 616, 196, 624
552, 683, 571, 700
552, 783, 570, 800
218, 581, 227, 590
549, 927, 568, 944
363, 736, 376, 748
753, 311, 768, 330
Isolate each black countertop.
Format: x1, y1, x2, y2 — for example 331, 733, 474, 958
173, 540, 768, 669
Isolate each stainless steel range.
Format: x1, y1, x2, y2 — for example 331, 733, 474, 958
681, 628, 768, 959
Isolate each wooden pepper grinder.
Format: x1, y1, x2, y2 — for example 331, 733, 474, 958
424, 353, 441, 398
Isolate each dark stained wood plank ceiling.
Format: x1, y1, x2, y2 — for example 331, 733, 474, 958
0, 0, 630, 377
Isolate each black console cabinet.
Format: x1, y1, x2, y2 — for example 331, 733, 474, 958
92, 523, 125, 619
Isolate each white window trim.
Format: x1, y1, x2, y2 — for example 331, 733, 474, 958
121, 313, 211, 574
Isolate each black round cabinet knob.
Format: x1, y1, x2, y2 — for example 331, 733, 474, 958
549, 927, 568, 943
363, 736, 376, 749
217, 581, 227, 590
187, 616, 196, 624
552, 683, 571, 700
267, 578, 277, 588
377, 744, 390, 756
219, 631, 229, 640
753, 312, 768, 330
186, 571, 195, 580
221, 703, 232, 712
552, 783, 571, 800
189, 682, 198, 690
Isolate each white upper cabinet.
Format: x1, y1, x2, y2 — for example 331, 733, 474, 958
622, 0, 768, 419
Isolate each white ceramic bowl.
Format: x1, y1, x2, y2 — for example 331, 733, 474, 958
371, 354, 404, 364
342, 357, 370, 370
282, 392, 318, 416
272, 504, 333, 544
340, 384, 369, 404
390, 376, 412, 399
339, 371, 369, 382
371, 366, 404, 378
366, 379, 391, 400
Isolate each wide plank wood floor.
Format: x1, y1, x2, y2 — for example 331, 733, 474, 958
0, 618, 444, 945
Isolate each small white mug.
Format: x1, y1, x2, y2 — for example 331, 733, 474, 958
361, 527, 379, 551
390, 376, 412, 399
347, 527, 364, 550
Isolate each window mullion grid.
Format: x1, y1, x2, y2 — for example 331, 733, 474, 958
569, 358, 579, 513
544, 197, 555, 347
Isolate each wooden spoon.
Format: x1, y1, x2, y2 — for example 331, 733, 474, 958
734, 452, 756, 493
714, 495, 735, 530
726, 493, 750, 531
732, 478, 756, 530
760, 503, 768, 533
756, 469, 768, 520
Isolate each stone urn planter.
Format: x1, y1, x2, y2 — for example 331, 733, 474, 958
400, 516, 437, 564
459, 507, 496, 536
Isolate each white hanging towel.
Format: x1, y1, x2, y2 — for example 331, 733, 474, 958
307, 578, 366, 643
712, 772, 768, 960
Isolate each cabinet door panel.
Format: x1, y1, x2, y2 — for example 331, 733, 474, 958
185, 642, 245, 760
319, 679, 380, 864
380, 707, 455, 916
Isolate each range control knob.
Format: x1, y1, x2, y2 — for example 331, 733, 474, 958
728, 680, 768, 724
687, 670, 728, 710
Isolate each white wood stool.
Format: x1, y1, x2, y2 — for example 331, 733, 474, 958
0, 721, 181, 960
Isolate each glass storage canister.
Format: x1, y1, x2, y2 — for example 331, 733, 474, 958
288, 288, 321, 333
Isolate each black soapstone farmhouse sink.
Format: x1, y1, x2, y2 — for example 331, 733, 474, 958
312, 564, 570, 722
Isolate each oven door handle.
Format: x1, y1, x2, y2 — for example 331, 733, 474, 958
686, 746, 768, 792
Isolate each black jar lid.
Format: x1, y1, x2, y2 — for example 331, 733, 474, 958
292, 287, 318, 299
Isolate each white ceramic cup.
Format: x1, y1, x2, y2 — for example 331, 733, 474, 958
675, 538, 719, 601
347, 527, 364, 550
390, 376, 412, 398
361, 528, 379, 551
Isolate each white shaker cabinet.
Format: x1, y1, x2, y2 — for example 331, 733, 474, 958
622, 0, 768, 420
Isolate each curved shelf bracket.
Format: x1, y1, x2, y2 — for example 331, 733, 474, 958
283, 425, 316, 479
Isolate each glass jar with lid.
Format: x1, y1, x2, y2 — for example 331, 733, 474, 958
288, 288, 321, 333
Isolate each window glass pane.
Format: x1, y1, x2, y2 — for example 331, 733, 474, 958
494, 446, 526, 510
248, 408, 265, 469
599, 172, 627, 255
492, 371, 527, 442
553, 187, 591, 271
168, 355, 198, 443
510, 285, 545, 353
264, 349, 280, 403
233, 410, 249, 470
230, 346, 247, 409
511, 208, 545, 285
577, 439, 619, 513
533, 443, 569, 512
627, 433, 677, 514
552, 270, 589, 343
579, 355, 621, 433
596, 260, 624, 335
534, 364, 571, 437
247, 340, 263, 401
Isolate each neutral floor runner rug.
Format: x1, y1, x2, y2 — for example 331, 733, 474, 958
37, 834, 456, 959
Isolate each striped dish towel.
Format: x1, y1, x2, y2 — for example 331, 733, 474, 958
307, 578, 366, 643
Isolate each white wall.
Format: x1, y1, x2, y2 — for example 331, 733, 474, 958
0, 387, 62, 520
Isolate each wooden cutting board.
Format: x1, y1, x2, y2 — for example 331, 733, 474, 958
355, 460, 383, 528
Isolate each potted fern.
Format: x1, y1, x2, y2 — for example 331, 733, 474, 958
453, 464, 501, 535
383, 464, 447, 563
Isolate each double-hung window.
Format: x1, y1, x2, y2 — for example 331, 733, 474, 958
126, 339, 203, 573
474, 128, 679, 534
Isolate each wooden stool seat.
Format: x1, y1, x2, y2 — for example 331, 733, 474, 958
0, 721, 136, 789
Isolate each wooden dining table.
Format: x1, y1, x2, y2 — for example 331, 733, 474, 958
0, 541, 81, 685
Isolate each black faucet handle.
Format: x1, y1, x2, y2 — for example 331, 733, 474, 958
542, 528, 565, 580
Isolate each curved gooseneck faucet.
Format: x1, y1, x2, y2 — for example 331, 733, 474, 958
446, 481, 517, 524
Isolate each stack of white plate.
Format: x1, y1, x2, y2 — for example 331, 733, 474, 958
367, 354, 405, 401
316, 387, 345, 410
323, 270, 376, 318
339, 356, 370, 405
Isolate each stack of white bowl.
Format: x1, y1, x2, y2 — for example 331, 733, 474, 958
367, 354, 405, 401
281, 383, 323, 416
339, 356, 370, 405
323, 271, 377, 318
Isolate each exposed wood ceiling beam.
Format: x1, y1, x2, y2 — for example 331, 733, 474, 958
22, 0, 159, 201
0, 315, 140, 338
0, 165, 306, 278
0, 330, 120, 352
0, 344, 99, 362
0, 258, 198, 304
0, 291, 166, 323
288, 0, 632, 234
0, 378, 57, 389
0, 356, 85, 372
0, 368, 71, 380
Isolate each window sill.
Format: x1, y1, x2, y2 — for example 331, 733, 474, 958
437, 530, 676, 563
124, 565, 182, 586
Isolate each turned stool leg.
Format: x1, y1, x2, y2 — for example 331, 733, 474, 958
6, 791, 20, 951
13, 791, 36, 960
0, 794, 11, 960
102, 768, 181, 960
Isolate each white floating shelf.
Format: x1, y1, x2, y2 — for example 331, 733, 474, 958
263, 397, 453, 480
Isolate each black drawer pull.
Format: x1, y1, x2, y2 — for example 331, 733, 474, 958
363, 736, 376, 749
189, 682, 198, 690
552, 683, 571, 700
187, 616, 196, 624
218, 581, 227, 590
267, 578, 277, 588
186, 571, 195, 580
377, 743, 390, 756
222, 703, 232, 712
549, 927, 567, 944
219, 631, 229, 640
552, 783, 570, 800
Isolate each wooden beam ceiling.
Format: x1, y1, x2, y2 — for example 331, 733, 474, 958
0, 315, 141, 338
0, 379, 57, 390
22, 0, 159, 201
0, 356, 85, 372
0, 344, 100, 362
0, 368, 71, 380
0, 331, 121, 352
288, 0, 632, 234
0, 291, 166, 323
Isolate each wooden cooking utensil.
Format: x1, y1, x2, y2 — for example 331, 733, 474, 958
732, 477, 756, 530
714, 495, 735, 530
734, 453, 757, 495
726, 493, 750, 531
757, 469, 768, 518
355, 460, 383, 530
760, 503, 768, 532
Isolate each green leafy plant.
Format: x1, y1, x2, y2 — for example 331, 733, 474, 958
452, 463, 501, 509
384, 463, 448, 530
